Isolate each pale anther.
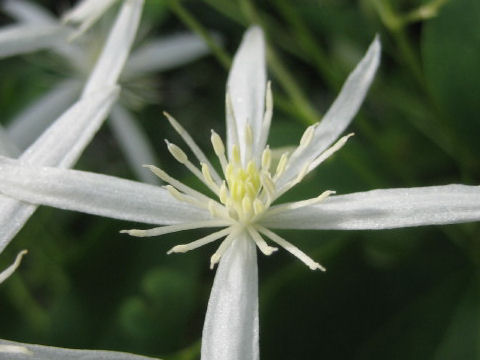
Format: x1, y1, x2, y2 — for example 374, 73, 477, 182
262, 146, 271, 171
166, 140, 188, 164
299, 124, 316, 148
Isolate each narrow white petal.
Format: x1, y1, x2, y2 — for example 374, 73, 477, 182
21, 87, 119, 166
0, 157, 210, 228
261, 185, 480, 230
0, 339, 160, 359
82, 0, 144, 96
0, 250, 27, 284
0, 88, 118, 253
0, 24, 68, 59
201, 232, 259, 360
2, 0, 55, 24
226, 26, 266, 162
277, 36, 381, 188
7, 79, 81, 150
110, 105, 159, 184
62, 0, 118, 38
124, 33, 210, 77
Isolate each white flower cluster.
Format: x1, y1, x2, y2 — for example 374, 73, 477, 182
0, 1, 478, 360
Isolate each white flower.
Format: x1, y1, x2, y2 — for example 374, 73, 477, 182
0, 0, 211, 184
62, 0, 121, 39
0, 338, 162, 359
0, 0, 144, 255
0, 26, 478, 360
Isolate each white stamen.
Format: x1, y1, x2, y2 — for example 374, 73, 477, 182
167, 227, 232, 254
0, 250, 28, 284
143, 165, 211, 203
308, 133, 355, 172
261, 146, 271, 172
202, 163, 220, 193
120, 220, 230, 237
299, 124, 316, 148
211, 130, 228, 173
248, 227, 278, 255
245, 123, 253, 161
258, 81, 273, 153
266, 190, 335, 216
166, 141, 220, 196
274, 152, 289, 180
210, 228, 239, 269
164, 111, 221, 182
165, 185, 209, 210
226, 91, 240, 152
166, 140, 188, 164
257, 226, 326, 271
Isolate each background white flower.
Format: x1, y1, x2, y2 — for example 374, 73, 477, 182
0, 0, 144, 256
0, 0, 212, 184
0, 26, 478, 360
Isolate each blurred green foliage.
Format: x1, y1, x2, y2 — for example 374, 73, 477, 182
0, 0, 479, 359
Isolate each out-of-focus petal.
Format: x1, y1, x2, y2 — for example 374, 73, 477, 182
0, 339, 160, 359
82, 0, 144, 96
110, 104, 159, 184
0, 24, 68, 59
261, 185, 480, 230
0, 88, 119, 253
2, 0, 55, 24
0, 157, 210, 225
276, 36, 381, 188
201, 233, 259, 360
7, 79, 81, 151
226, 26, 266, 162
62, 0, 119, 39
124, 33, 210, 77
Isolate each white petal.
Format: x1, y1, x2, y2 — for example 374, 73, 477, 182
21, 87, 119, 166
0, 157, 210, 226
62, 0, 118, 38
0, 339, 160, 359
277, 36, 381, 188
2, 0, 55, 24
109, 105, 159, 184
226, 26, 266, 162
0, 88, 119, 253
261, 185, 480, 230
0, 24, 68, 59
82, 0, 144, 96
0, 250, 27, 284
0, 198, 35, 254
7, 79, 81, 150
124, 33, 210, 77
201, 232, 259, 360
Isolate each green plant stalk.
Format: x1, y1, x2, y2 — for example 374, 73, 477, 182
168, 0, 232, 70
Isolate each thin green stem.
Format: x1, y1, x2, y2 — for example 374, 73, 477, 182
168, 0, 232, 70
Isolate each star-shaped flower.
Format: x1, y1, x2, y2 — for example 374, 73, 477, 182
0, 0, 211, 184
0, 26, 478, 360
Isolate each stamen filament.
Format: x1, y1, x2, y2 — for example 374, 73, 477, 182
120, 220, 231, 237
0, 250, 28, 283
143, 165, 212, 203
247, 226, 278, 255
164, 111, 221, 182
266, 190, 335, 216
257, 81, 273, 154
308, 133, 354, 173
166, 140, 220, 196
257, 226, 326, 271
167, 227, 232, 254
210, 227, 240, 269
